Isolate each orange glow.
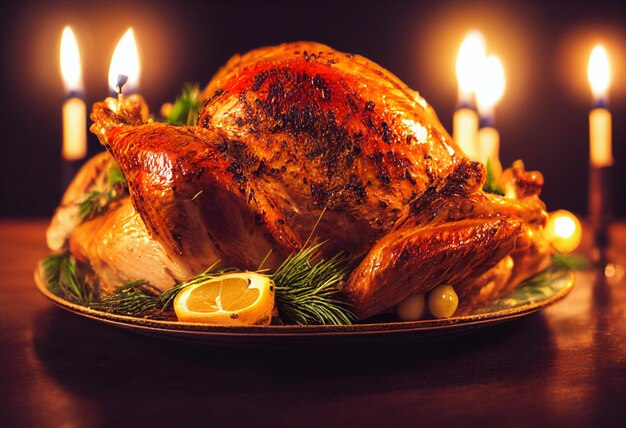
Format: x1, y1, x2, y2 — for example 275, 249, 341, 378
545, 210, 582, 253
59, 26, 83, 93
476, 55, 505, 115
556, 26, 625, 105
588, 45, 611, 101
108, 28, 141, 94
455, 31, 486, 104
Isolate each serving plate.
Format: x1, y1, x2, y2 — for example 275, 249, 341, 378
34, 264, 574, 346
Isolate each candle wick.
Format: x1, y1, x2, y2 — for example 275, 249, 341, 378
593, 97, 608, 110
457, 97, 477, 111
116, 74, 129, 101
479, 114, 495, 129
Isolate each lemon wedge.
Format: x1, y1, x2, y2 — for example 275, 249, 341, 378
173, 272, 275, 325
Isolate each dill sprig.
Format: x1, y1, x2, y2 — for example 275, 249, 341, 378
483, 158, 505, 196
165, 83, 202, 126
42, 253, 92, 305
271, 242, 355, 325
78, 162, 127, 221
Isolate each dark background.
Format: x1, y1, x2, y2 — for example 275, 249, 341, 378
1, 0, 624, 218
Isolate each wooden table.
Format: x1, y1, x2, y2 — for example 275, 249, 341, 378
1, 219, 625, 428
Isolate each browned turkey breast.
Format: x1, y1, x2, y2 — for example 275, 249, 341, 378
50, 41, 551, 319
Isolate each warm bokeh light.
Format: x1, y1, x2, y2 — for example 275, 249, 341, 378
544, 210, 582, 253
588, 45, 611, 101
59, 26, 83, 94
456, 31, 486, 104
108, 28, 141, 94
554, 216, 576, 238
476, 55, 505, 115
556, 25, 625, 106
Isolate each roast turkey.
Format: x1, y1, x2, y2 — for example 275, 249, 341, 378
50, 41, 551, 319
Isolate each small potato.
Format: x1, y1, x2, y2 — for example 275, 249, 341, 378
396, 293, 426, 321
427, 284, 459, 319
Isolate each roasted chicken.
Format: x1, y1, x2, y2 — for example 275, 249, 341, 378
49, 41, 551, 319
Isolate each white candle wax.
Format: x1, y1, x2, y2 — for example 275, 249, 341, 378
477, 126, 502, 176
453, 108, 479, 160
589, 107, 613, 167
62, 97, 87, 160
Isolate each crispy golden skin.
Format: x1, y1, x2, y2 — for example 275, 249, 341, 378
83, 41, 550, 318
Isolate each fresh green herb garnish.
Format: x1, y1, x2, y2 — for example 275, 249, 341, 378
165, 83, 202, 126
551, 253, 590, 271
90, 281, 162, 316
78, 162, 127, 221
271, 242, 355, 325
88, 243, 355, 325
483, 158, 505, 196
106, 162, 125, 184
43, 242, 355, 325
42, 253, 92, 305
91, 262, 225, 317
91, 281, 186, 317
511, 253, 588, 296
41, 245, 586, 325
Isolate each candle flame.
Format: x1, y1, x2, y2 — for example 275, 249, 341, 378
476, 55, 505, 113
108, 28, 141, 94
587, 45, 611, 101
60, 26, 83, 94
456, 31, 486, 104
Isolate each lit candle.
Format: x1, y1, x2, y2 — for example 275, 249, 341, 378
453, 31, 485, 160
476, 55, 505, 177
545, 210, 582, 253
587, 45, 612, 168
59, 26, 86, 161
108, 28, 141, 97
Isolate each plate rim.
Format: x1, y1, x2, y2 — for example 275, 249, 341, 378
34, 262, 575, 337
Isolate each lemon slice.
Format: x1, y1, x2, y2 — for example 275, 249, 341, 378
173, 272, 275, 325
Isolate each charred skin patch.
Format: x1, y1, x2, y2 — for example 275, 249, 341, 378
205, 60, 416, 193
191, 42, 465, 247
442, 159, 485, 197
